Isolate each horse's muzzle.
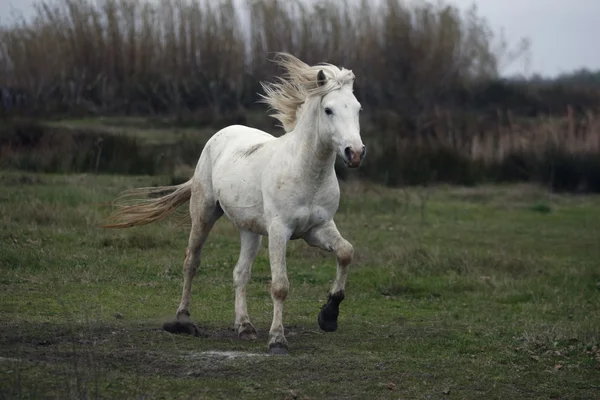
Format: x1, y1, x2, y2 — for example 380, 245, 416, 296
344, 145, 366, 168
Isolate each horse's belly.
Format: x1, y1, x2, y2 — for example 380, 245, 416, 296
213, 168, 267, 235
208, 127, 275, 236
222, 204, 268, 236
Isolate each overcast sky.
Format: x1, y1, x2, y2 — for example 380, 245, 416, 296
1, 0, 599, 78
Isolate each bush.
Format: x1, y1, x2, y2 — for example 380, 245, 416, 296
0, 120, 194, 175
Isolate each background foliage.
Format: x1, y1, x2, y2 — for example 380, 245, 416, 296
1, 0, 599, 191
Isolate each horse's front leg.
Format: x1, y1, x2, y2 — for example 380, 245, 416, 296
267, 222, 292, 354
304, 221, 354, 332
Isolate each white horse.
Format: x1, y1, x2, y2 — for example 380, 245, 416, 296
103, 53, 365, 354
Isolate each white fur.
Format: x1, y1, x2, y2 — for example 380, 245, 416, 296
105, 53, 364, 352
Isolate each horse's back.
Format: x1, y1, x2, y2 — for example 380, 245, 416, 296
206, 124, 275, 159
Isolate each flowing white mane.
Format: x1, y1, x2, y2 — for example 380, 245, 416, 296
259, 53, 356, 132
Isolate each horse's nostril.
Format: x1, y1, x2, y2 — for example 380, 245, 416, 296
344, 147, 352, 161
361, 145, 366, 158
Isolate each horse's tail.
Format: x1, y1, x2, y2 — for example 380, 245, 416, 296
101, 179, 193, 229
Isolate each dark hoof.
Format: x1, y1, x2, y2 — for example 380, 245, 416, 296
318, 309, 338, 332
318, 292, 344, 332
162, 320, 201, 337
268, 343, 289, 355
238, 329, 258, 341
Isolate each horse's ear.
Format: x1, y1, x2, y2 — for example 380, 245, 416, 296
317, 70, 326, 87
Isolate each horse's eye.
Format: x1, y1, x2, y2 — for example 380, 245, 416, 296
324, 108, 333, 116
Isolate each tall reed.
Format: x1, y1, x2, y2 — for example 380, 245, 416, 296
0, 0, 514, 115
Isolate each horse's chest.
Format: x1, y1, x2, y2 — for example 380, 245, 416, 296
307, 204, 333, 225
289, 193, 338, 238
266, 170, 340, 236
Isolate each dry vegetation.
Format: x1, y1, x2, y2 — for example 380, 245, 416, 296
399, 106, 600, 164
0, 0, 599, 191
0, 0, 517, 114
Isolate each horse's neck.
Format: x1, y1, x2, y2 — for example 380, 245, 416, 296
286, 98, 336, 180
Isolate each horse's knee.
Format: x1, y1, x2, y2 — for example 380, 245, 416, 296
336, 240, 353, 266
271, 278, 289, 301
233, 264, 250, 287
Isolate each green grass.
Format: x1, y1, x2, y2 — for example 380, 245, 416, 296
41, 117, 216, 146
39, 112, 276, 146
1, 172, 599, 399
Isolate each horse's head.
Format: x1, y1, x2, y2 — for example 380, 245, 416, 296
259, 53, 366, 167
316, 69, 365, 168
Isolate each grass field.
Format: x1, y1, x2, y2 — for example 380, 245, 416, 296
1, 170, 599, 399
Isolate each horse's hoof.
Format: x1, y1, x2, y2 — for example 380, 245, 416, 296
236, 323, 258, 340
318, 303, 339, 332
268, 343, 289, 355
162, 320, 201, 337
318, 311, 338, 332
240, 332, 258, 341
239, 330, 258, 341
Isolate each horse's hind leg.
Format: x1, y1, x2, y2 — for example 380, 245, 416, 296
163, 192, 222, 336
233, 230, 262, 340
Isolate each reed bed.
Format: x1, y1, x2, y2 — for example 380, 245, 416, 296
0, 0, 509, 114
1, 0, 598, 191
